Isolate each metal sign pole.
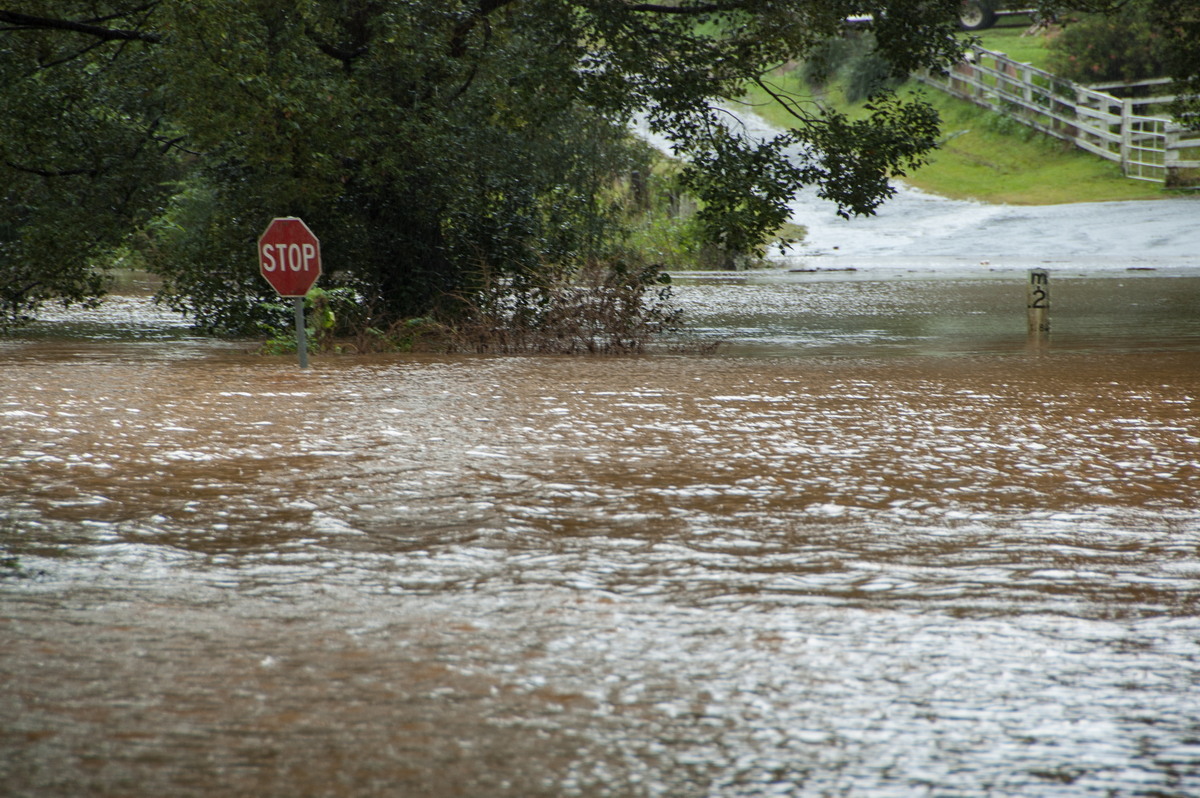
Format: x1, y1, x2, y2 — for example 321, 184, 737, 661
294, 296, 309, 369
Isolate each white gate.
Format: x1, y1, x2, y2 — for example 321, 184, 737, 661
1123, 113, 1167, 182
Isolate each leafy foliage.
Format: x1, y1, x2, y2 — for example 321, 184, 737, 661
258, 286, 348, 355
1038, 0, 1200, 121
1047, 3, 1170, 84
0, 1, 173, 325
799, 32, 899, 103
1, 1, 975, 332
1145, 0, 1200, 123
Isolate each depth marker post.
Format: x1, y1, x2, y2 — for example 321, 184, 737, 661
1027, 269, 1050, 336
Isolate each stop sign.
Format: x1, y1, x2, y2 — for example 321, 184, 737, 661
258, 217, 322, 297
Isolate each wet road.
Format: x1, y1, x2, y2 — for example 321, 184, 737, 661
2, 275, 1199, 796
780, 179, 1200, 269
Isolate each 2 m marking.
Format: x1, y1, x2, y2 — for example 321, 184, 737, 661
1029, 271, 1049, 309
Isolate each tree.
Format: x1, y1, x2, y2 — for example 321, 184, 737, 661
0, 2, 173, 325
1047, 2, 1171, 85
1, 1, 970, 331
1038, 0, 1200, 122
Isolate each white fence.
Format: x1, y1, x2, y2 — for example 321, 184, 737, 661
919, 45, 1200, 186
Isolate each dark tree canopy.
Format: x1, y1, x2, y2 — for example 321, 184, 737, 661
1, 2, 171, 322
18, 1, 1183, 330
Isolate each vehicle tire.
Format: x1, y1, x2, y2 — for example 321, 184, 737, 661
959, 0, 998, 31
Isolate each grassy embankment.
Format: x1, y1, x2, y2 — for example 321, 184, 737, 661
744, 23, 1166, 205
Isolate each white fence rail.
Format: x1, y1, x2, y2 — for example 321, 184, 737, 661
919, 45, 1200, 186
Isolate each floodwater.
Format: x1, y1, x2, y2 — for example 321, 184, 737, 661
2, 272, 1199, 797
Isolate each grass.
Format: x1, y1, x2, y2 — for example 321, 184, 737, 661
973, 20, 1054, 69
902, 85, 1164, 203
742, 23, 1170, 205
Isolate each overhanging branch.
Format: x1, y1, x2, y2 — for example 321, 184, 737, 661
450, 0, 517, 57
307, 24, 370, 72
751, 76, 819, 126
0, 9, 161, 43
4, 160, 99, 178
627, 3, 734, 13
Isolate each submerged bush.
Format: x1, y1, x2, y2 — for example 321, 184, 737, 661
258, 286, 447, 355
256, 262, 683, 357
445, 261, 681, 355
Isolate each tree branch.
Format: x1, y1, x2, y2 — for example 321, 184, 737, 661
314, 40, 369, 63
31, 38, 107, 72
309, 32, 369, 73
81, 1, 162, 28
0, 9, 160, 43
450, 0, 517, 58
751, 76, 818, 126
627, 3, 735, 13
4, 160, 98, 178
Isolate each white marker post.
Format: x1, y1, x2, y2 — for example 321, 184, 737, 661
1027, 269, 1050, 336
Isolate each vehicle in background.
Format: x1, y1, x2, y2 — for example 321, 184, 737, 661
959, 1, 1037, 31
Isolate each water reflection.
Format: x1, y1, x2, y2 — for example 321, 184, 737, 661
671, 272, 1200, 356
2, 274, 1199, 796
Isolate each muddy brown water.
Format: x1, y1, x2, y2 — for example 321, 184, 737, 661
2, 273, 1199, 797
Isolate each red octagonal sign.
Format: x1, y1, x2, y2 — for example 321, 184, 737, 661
258, 217, 322, 297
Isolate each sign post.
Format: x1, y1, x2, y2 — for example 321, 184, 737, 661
1027, 269, 1050, 336
292, 297, 309, 369
258, 217, 322, 368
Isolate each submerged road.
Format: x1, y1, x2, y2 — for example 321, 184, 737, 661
783, 180, 1200, 269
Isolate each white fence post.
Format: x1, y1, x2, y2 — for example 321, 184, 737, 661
917, 47, 1184, 184
1120, 98, 1133, 175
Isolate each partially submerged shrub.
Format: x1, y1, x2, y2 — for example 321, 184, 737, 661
258, 286, 446, 355
258, 286, 354, 355
256, 261, 683, 357
445, 260, 681, 355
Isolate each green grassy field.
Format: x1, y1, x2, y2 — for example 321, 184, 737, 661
902, 85, 1164, 204
974, 20, 1054, 68
743, 22, 1171, 205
